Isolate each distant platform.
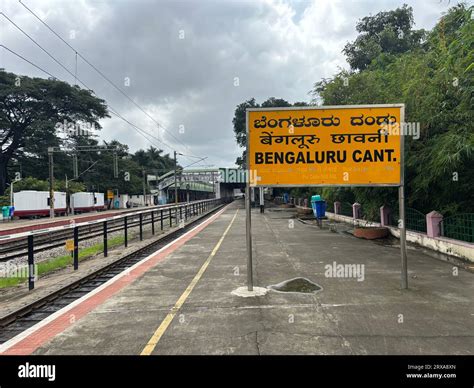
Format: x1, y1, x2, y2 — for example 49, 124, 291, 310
0, 206, 154, 236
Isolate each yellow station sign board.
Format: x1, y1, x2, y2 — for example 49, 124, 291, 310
247, 104, 403, 187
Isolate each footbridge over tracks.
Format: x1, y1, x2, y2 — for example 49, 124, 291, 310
149, 167, 247, 203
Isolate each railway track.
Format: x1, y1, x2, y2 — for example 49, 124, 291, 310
0, 201, 205, 261
0, 201, 227, 345
0, 212, 162, 261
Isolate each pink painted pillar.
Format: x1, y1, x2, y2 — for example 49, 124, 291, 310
380, 205, 391, 226
334, 201, 341, 214
352, 203, 361, 219
426, 211, 443, 238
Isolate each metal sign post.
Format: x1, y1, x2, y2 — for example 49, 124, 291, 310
245, 113, 254, 292
399, 105, 408, 289
399, 184, 408, 289
245, 182, 254, 291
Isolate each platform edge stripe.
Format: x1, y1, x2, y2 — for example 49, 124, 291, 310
0, 204, 230, 354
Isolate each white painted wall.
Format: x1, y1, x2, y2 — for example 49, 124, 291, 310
325, 212, 474, 263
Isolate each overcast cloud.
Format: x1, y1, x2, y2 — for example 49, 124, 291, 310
0, 0, 455, 168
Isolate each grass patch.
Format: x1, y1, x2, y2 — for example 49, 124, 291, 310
0, 277, 24, 288
0, 235, 125, 289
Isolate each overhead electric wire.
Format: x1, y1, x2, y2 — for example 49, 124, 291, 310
0, 48, 175, 169
1, 12, 81, 86
0, 11, 180, 156
1, 44, 172, 156
108, 108, 172, 153
0, 44, 56, 79
182, 157, 209, 169
2, 8, 214, 168
75, 160, 99, 180
180, 153, 210, 160
18, 0, 191, 154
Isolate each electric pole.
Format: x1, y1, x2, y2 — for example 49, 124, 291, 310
48, 147, 55, 218
142, 169, 147, 206
174, 151, 178, 204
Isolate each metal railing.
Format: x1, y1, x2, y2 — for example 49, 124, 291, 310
389, 207, 427, 233
359, 206, 380, 223
277, 195, 472, 245
405, 207, 427, 233
1, 198, 228, 290
440, 213, 474, 243
274, 196, 295, 205
340, 202, 353, 217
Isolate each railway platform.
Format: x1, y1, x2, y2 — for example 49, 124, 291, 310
0, 200, 472, 355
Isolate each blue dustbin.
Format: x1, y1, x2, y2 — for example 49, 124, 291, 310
311, 195, 326, 219
2, 206, 9, 221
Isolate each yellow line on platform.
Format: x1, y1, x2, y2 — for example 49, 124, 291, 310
140, 209, 239, 355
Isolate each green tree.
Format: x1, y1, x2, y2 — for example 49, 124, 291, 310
0, 70, 109, 195
312, 3, 473, 216
12, 176, 49, 192
343, 4, 426, 71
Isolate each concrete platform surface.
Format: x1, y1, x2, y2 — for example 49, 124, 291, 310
2, 200, 473, 355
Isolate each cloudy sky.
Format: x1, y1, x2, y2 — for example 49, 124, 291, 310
0, 0, 457, 168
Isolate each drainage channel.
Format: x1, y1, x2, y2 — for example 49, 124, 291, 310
0, 205, 225, 345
